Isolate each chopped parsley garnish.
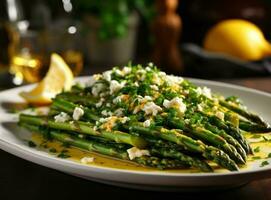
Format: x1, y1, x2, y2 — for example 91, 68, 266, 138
260, 161, 269, 167
28, 141, 37, 148
253, 146, 260, 153
252, 156, 261, 160
49, 148, 57, 153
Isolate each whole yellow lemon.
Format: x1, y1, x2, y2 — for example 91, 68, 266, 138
204, 19, 271, 61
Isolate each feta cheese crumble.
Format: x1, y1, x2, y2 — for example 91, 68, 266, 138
101, 110, 113, 117
163, 97, 187, 114
196, 87, 212, 99
109, 80, 125, 94
143, 119, 151, 127
73, 107, 84, 120
103, 70, 112, 82
127, 147, 150, 160
215, 111, 225, 121
165, 75, 183, 85
150, 85, 159, 91
197, 103, 203, 112
80, 156, 94, 164
86, 74, 102, 87
54, 112, 70, 123
92, 83, 105, 97
114, 108, 125, 117
122, 66, 132, 75
143, 102, 162, 116
120, 116, 130, 124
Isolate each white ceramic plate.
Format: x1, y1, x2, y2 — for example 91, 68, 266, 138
0, 77, 271, 191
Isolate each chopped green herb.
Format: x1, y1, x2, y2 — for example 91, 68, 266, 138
28, 141, 37, 148
57, 153, 71, 159
260, 161, 269, 167
253, 146, 260, 153
61, 142, 70, 148
267, 153, 271, 158
61, 149, 69, 153
252, 156, 261, 160
49, 148, 57, 153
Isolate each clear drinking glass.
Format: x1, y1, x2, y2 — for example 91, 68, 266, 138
9, 30, 47, 85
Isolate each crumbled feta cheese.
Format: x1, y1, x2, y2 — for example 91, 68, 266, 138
165, 75, 183, 85
106, 103, 111, 107
137, 69, 146, 81
95, 101, 103, 108
101, 110, 108, 116
122, 66, 131, 75
113, 96, 122, 104
80, 157, 94, 164
148, 62, 154, 67
143, 119, 151, 127
143, 102, 162, 116
146, 66, 151, 71
134, 82, 139, 87
86, 74, 102, 87
73, 107, 84, 120
92, 83, 104, 97
152, 73, 162, 85
103, 70, 112, 82
114, 108, 125, 117
202, 87, 212, 99
93, 126, 98, 131
101, 110, 112, 117
109, 80, 125, 94
99, 118, 108, 123
120, 116, 130, 124
216, 111, 225, 121
197, 104, 203, 112
163, 97, 186, 114
143, 96, 152, 101
54, 112, 70, 123
150, 85, 159, 91
115, 69, 123, 76
159, 71, 166, 77
196, 87, 212, 99
127, 147, 150, 160
78, 134, 84, 138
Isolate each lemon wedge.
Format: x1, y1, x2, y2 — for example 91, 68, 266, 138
204, 19, 271, 61
20, 53, 74, 104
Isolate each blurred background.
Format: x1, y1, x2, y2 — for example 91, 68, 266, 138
1, 0, 271, 89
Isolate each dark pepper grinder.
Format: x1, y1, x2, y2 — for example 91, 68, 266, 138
151, 0, 183, 74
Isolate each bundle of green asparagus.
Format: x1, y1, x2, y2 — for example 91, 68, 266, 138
19, 63, 271, 172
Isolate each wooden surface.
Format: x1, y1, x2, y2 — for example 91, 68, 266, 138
0, 77, 271, 200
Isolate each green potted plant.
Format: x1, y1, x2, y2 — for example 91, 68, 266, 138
75, 0, 154, 66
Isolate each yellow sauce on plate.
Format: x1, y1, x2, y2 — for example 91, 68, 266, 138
31, 132, 271, 173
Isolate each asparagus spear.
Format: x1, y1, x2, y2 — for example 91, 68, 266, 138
208, 115, 252, 154
219, 99, 270, 128
239, 120, 271, 133
128, 123, 239, 171
19, 114, 147, 148
168, 118, 245, 164
204, 122, 247, 161
20, 123, 186, 169
149, 147, 213, 172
